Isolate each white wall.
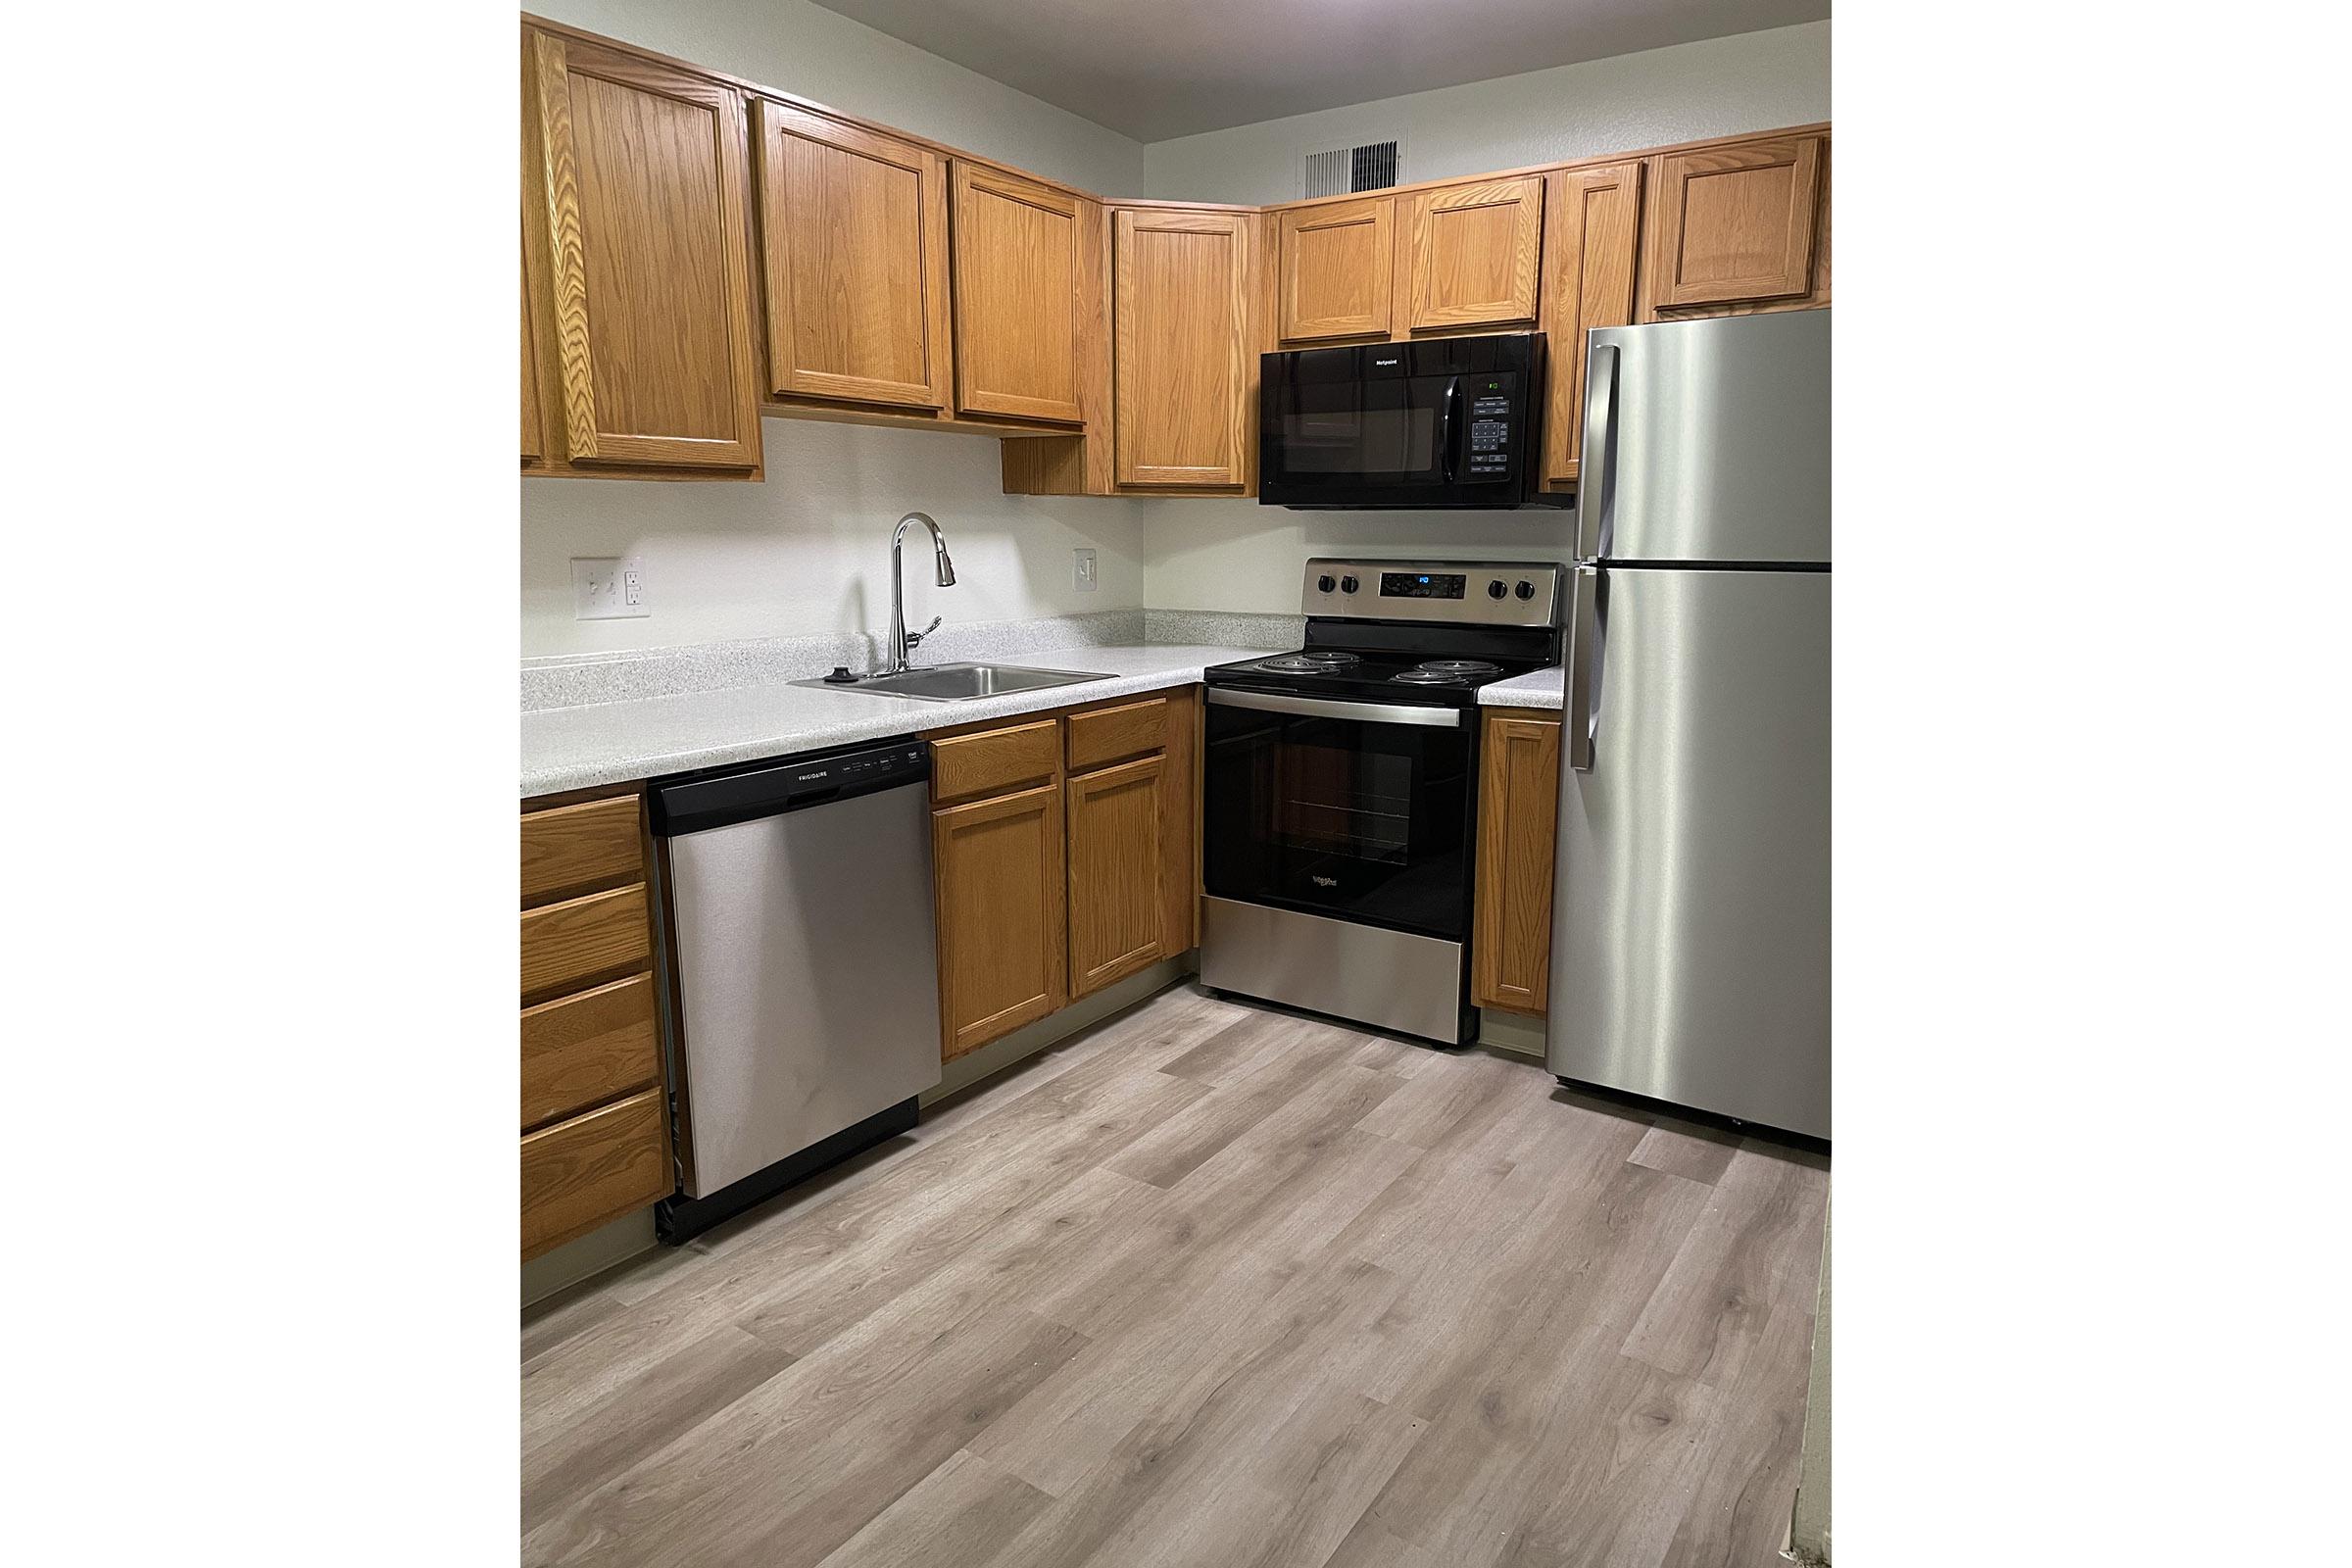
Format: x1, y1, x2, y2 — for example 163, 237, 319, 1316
1137, 22, 1832, 204
521, 420, 1152, 658
1143, 500, 1579, 614
529, 0, 1146, 192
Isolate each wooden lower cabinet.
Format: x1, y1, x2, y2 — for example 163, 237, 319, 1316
927, 687, 1199, 1057
520, 785, 671, 1261
1472, 708, 1563, 1015
933, 782, 1068, 1057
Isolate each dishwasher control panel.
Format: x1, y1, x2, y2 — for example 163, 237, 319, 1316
654, 738, 931, 837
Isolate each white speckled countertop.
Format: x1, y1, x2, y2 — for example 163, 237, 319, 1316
521, 644, 1271, 798
1479, 665, 1564, 710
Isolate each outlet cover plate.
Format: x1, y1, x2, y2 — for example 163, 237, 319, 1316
572, 556, 650, 620
1072, 548, 1098, 593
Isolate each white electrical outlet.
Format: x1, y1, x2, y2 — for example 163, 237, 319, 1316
572, 556, 651, 619
1073, 548, 1098, 593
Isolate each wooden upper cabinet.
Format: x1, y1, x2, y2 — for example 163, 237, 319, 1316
1112, 209, 1252, 489
1401, 176, 1544, 332
951, 163, 1090, 423
755, 100, 951, 410
524, 30, 763, 469
521, 252, 546, 466
1643, 133, 1825, 317
1277, 196, 1394, 342
1538, 161, 1642, 488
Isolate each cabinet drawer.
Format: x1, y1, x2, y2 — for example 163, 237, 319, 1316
1065, 697, 1168, 771
520, 794, 643, 907
520, 1086, 671, 1260
520, 882, 650, 1000
521, 973, 661, 1131
931, 718, 1061, 804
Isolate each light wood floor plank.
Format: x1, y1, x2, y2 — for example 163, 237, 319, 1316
519, 984, 1828, 1568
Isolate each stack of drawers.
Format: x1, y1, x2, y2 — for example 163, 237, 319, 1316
518, 789, 671, 1260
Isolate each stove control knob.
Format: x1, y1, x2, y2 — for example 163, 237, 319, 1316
1515, 579, 1536, 601
1487, 578, 1508, 600
1340, 575, 1359, 594
1316, 573, 1337, 593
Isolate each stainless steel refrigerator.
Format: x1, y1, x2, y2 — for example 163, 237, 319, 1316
1547, 310, 1830, 1139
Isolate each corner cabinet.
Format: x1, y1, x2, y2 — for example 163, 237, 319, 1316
520, 27, 764, 475
1399, 175, 1544, 333
951, 162, 1096, 424
1471, 708, 1562, 1016
927, 690, 1198, 1059
1642, 132, 1830, 319
1112, 208, 1256, 490
754, 100, 952, 411
1538, 161, 1643, 489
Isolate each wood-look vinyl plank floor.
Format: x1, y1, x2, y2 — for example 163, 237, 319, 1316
521, 983, 1829, 1568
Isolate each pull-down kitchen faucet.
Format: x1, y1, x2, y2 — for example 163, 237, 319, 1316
884, 512, 956, 675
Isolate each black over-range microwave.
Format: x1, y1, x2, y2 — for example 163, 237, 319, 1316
1258, 331, 1568, 510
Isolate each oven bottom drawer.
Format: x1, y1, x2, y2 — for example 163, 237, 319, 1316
1200, 896, 1472, 1046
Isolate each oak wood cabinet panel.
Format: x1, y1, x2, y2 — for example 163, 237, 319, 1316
1065, 695, 1170, 772
1538, 161, 1643, 489
1113, 209, 1253, 488
520, 882, 651, 1001
1066, 755, 1169, 998
931, 717, 1062, 804
1472, 709, 1562, 1015
521, 972, 661, 1130
951, 163, 1091, 423
1400, 175, 1544, 332
1277, 197, 1395, 342
521, 1087, 671, 1259
755, 100, 951, 410
524, 30, 763, 470
1642, 133, 1826, 318
933, 782, 1069, 1057
522, 255, 546, 466
519, 793, 644, 906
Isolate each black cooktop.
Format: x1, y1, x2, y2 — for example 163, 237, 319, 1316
1204, 646, 1549, 708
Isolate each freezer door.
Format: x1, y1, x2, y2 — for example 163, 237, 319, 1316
1548, 565, 1829, 1138
1577, 311, 1830, 564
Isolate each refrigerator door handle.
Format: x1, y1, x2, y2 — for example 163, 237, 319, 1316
1566, 564, 1603, 772
1577, 345, 1619, 561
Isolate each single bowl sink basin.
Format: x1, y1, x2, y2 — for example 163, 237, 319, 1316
799, 662, 1115, 702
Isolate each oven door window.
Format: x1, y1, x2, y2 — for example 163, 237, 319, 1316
1202, 702, 1475, 940
1266, 373, 1455, 492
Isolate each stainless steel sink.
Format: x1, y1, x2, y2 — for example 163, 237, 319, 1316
797, 662, 1114, 702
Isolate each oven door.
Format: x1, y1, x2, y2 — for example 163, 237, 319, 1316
1202, 689, 1477, 940
1261, 365, 1464, 502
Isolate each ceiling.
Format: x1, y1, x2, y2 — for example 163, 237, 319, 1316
804, 0, 1833, 142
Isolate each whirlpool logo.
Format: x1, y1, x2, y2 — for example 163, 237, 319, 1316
1311, 875, 1340, 888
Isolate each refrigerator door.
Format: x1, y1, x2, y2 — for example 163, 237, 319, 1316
1577, 311, 1831, 564
1548, 565, 1829, 1138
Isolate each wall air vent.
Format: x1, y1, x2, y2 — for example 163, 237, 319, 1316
1302, 140, 1401, 199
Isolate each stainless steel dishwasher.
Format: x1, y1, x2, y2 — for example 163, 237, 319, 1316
647, 736, 942, 1243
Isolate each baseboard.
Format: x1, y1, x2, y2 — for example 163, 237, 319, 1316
927, 953, 1196, 1105
521, 1206, 656, 1307
1478, 1006, 1546, 1060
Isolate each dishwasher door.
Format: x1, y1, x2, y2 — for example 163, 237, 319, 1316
655, 741, 942, 1201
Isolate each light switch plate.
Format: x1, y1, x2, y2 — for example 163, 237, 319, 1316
572, 556, 650, 619
1072, 548, 1098, 593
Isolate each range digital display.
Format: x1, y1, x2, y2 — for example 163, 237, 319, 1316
1383, 571, 1466, 600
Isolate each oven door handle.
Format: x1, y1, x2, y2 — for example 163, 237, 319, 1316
1206, 688, 1465, 728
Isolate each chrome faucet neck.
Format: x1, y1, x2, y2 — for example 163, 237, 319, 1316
885, 512, 952, 675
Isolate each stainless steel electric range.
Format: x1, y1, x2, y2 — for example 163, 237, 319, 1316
1200, 558, 1565, 1045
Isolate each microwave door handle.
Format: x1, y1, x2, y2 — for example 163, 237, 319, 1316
1438, 375, 1461, 483
1566, 564, 1604, 772
1577, 345, 1619, 561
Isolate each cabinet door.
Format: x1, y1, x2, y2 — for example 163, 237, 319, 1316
521, 252, 545, 465
1113, 209, 1251, 488
1538, 162, 1642, 488
1277, 196, 1393, 342
951, 163, 1088, 423
525, 31, 763, 468
933, 782, 1067, 1057
1643, 134, 1824, 315
756, 100, 951, 410
1066, 755, 1167, 998
1401, 176, 1544, 332
1472, 711, 1561, 1014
